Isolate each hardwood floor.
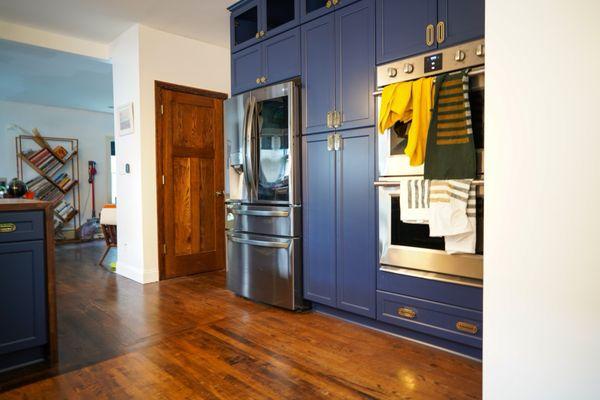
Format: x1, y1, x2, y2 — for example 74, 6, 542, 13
1, 241, 481, 399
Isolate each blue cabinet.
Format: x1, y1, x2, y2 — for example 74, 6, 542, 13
301, 0, 374, 134
376, 0, 484, 64
231, 0, 300, 53
303, 132, 337, 306
376, 0, 437, 64
300, 0, 361, 23
437, 0, 485, 49
335, 128, 376, 317
301, 13, 336, 135
232, 27, 301, 95
303, 128, 376, 317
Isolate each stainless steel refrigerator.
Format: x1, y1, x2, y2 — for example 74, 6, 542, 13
224, 80, 303, 310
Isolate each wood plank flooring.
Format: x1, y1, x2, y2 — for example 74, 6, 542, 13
1, 241, 481, 399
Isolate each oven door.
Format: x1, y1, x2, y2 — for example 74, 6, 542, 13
377, 179, 483, 280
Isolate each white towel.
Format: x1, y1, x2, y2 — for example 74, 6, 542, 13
399, 178, 430, 224
445, 183, 477, 254
428, 179, 472, 237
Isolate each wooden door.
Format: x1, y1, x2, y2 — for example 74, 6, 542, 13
157, 83, 227, 280
335, 128, 376, 317
437, 0, 485, 49
376, 0, 438, 64
335, 0, 375, 131
302, 132, 337, 306
301, 12, 336, 134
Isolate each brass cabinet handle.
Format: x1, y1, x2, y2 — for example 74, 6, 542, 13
326, 111, 333, 129
259, 30, 265, 37
397, 307, 417, 319
455, 321, 479, 335
333, 133, 342, 151
332, 0, 340, 5
260, 76, 267, 83
326, 134, 335, 151
326, 0, 332, 8
255, 32, 260, 39
332, 110, 342, 128
426, 24, 435, 46
436, 21, 446, 44
256, 77, 261, 84
0, 223, 16, 233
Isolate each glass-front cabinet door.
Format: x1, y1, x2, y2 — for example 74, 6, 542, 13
231, 1, 259, 52
264, 0, 299, 38
255, 95, 290, 202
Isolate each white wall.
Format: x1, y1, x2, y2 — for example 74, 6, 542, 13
0, 100, 113, 222
110, 24, 230, 283
484, 1, 600, 398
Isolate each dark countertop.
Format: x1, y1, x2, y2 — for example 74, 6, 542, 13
0, 199, 53, 212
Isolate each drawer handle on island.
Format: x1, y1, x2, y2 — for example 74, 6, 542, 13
455, 321, 479, 335
0, 223, 17, 233
397, 307, 417, 319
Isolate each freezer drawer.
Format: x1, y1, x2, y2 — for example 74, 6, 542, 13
226, 203, 301, 237
226, 232, 302, 310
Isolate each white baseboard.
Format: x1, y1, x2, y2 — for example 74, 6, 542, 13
116, 261, 159, 284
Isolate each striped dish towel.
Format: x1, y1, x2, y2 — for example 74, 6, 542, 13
399, 178, 430, 224
445, 183, 477, 254
428, 179, 473, 237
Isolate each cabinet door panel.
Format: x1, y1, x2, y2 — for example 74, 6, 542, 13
336, 128, 376, 317
0, 241, 47, 355
376, 0, 437, 64
300, 0, 334, 23
231, 45, 263, 95
263, 27, 301, 85
231, 1, 261, 53
262, 0, 300, 39
301, 13, 336, 134
303, 133, 337, 306
335, 0, 375, 131
438, 0, 485, 48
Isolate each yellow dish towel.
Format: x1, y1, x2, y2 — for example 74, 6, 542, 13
378, 78, 434, 166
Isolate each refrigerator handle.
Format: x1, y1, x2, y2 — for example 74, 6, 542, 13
244, 97, 256, 198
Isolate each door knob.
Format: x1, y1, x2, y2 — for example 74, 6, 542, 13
216, 191, 224, 196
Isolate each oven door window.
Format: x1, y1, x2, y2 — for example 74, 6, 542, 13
390, 194, 444, 250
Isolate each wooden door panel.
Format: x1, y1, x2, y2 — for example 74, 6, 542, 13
159, 85, 226, 280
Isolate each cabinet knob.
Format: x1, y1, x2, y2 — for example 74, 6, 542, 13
255, 32, 260, 39
332, 0, 340, 5
476, 43, 485, 57
260, 76, 267, 83
326, 0, 332, 8
256, 78, 261, 84
387, 67, 398, 78
260, 30, 265, 37
454, 50, 466, 62
403, 63, 414, 74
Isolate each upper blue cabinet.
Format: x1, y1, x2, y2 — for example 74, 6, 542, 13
376, 0, 484, 65
230, 0, 300, 53
300, 0, 360, 23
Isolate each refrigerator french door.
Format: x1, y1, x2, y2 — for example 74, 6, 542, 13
224, 80, 303, 310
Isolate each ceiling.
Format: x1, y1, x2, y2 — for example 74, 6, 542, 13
0, 0, 237, 48
0, 40, 114, 113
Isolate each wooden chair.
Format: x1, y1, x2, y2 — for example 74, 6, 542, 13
99, 205, 117, 267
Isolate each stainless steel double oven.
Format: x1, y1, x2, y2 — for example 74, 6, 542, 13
224, 80, 304, 310
375, 39, 485, 286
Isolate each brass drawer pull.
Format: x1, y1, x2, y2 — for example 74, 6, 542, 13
436, 21, 446, 44
0, 223, 17, 233
426, 24, 435, 46
456, 321, 478, 335
397, 307, 417, 319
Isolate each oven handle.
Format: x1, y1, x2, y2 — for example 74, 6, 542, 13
227, 234, 291, 249
374, 181, 401, 187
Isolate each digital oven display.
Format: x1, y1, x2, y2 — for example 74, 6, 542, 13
424, 53, 443, 73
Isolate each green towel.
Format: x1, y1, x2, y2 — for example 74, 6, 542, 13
424, 71, 476, 179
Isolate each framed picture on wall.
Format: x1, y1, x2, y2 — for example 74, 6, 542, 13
117, 103, 134, 136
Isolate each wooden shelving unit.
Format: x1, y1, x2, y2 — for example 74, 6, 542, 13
16, 133, 81, 241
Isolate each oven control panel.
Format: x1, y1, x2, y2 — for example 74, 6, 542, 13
424, 53, 443, 73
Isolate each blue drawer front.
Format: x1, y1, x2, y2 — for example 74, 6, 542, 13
0, 211, 45, 243
377, 290, 482, 349
377, 269, 483, 311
